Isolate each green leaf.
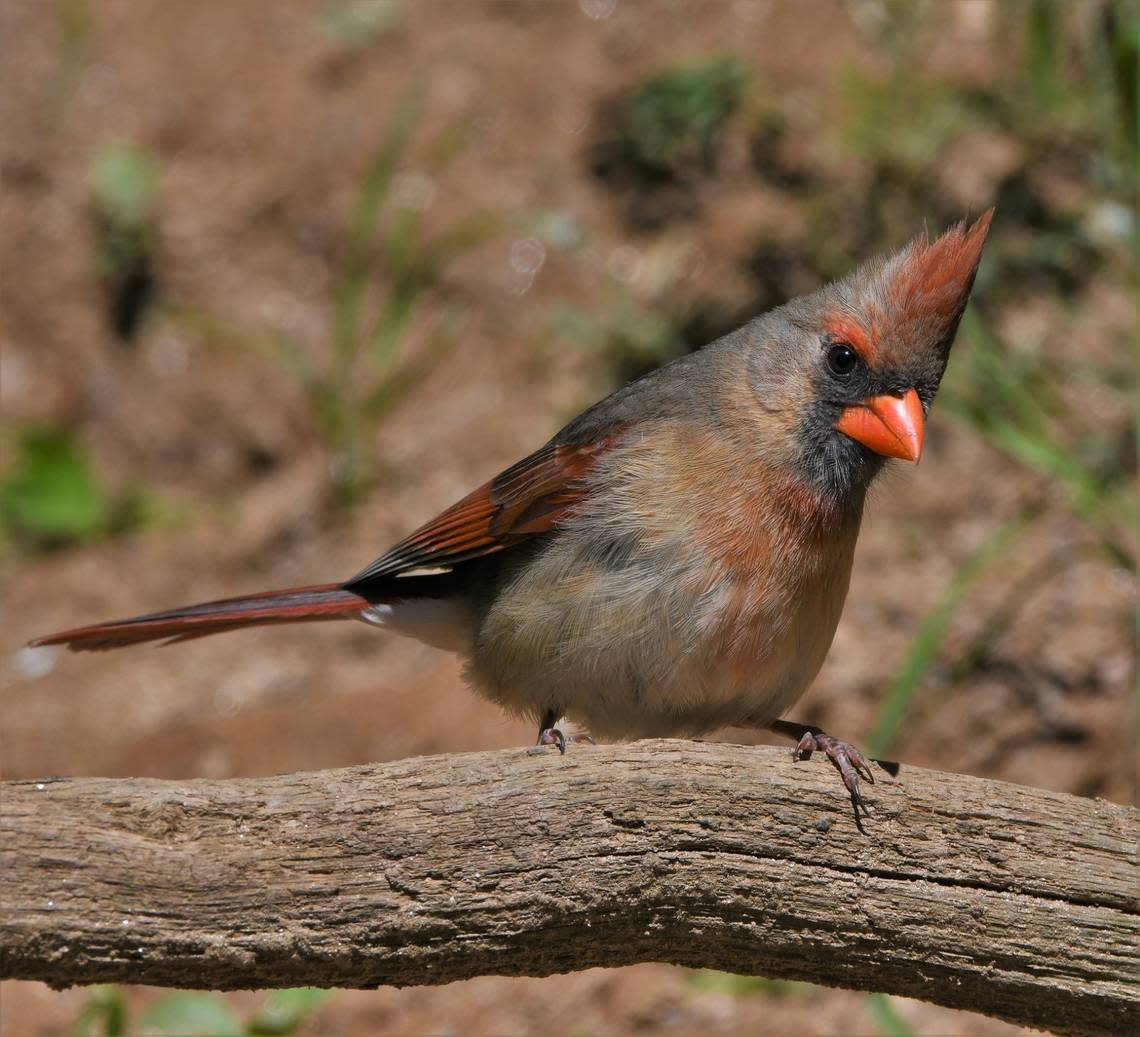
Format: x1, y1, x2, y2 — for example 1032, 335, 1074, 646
135, 993, 242, 1037
90, 141, 159, 230
247, 988, 332, 1036
0, 428, 111, 542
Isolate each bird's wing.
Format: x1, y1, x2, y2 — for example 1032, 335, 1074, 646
344, 431, 623, 586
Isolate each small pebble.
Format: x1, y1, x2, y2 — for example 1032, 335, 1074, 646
13, 646, 58, 680
812, 818, 832, 833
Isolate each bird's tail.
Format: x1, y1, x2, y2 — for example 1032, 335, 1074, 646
28, 584, 373, 652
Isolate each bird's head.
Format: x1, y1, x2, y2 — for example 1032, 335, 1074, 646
746, 210, 993, 501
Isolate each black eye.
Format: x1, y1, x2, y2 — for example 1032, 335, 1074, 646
826, 342, 858, 376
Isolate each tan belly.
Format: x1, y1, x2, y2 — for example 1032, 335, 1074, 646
465, 497, 858, 738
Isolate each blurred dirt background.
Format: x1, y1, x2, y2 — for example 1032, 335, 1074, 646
1, 1, 1136, 1035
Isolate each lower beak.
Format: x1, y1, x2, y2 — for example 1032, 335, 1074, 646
835, 388, 925, 463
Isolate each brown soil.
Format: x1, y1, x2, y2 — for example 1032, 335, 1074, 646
1, 2, 1134, 1035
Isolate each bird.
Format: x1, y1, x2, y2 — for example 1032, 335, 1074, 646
31, 210, 993, 822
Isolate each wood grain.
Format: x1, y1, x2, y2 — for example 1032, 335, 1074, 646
2, 740, 1136, 1036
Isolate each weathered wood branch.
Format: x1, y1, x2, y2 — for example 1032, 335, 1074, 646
2, 741, 1136, 1035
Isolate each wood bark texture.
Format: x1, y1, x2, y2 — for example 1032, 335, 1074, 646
2, 740, 1137, 1036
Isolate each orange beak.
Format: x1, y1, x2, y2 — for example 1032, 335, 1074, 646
835, 388, 925, 463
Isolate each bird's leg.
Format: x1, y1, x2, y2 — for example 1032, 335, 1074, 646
768, 719, 880, 826
534, 708, 594, 755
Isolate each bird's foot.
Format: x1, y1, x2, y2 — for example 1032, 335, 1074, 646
792, 729, 875, 824
529, 713, 595, 756
536, 726, 567, 754
532, 727, 596, 755
767, 718, 881, 829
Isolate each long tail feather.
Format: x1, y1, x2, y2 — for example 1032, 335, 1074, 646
28, 584, 372, 652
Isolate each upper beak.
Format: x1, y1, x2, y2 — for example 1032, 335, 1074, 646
835, 388, 925, 463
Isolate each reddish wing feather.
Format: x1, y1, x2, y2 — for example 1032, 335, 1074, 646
346, 435, 619, 585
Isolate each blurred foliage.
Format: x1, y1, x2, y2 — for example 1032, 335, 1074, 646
1104, 1, 1140, 168
842, 0, 1137, 220
246, 988, 332, 1036
549, 295, 686, 385
945, 311, 1136, 570
89, 141, 160, 341
686, 969, 815, 999
866, 992, 920, 1037
71, 986, 330, 1037
317, 0, 402, 50
0, 427, 162, 552
548, 225, 733, 384
320, 81, 488, 504
135, 994, 244, 1037
51, 0, 92, 122
610, 54, 751, 177
871, 301, 1137, 753
173, 82, 497, 510
591, 54, 753, 228
91, 143, 158, 233
71, 985, 126, 1037
0, 428, 113, 546
867, 508, 1040, 756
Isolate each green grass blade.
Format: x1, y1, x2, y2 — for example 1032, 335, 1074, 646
867, 508, 1039, 757
51, 0, 93, 123
421, 210, 501, 270
366, 210, 495, 370
944, 310, 1136, 569
165, 304, 314, 385
332, 80, 425, 370
1026, 0, 1063, 113
362, 309, 464, 419
70, 985, 127, 1037
866, 993, 919, 1037
1103, 1, 1139, 170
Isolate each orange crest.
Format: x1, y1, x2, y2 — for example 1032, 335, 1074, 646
824, 209, 993, 365
886, 208, 994, 326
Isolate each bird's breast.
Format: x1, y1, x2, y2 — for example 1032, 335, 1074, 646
466, 423, 863, 737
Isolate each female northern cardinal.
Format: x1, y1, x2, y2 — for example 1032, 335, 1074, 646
32, 211, 993, 819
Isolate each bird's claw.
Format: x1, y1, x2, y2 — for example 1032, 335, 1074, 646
537, 726, 567, 754
793, 731, 876, 822
533, 726, 595, 755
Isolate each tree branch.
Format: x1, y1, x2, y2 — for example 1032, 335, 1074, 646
2, 741, 1136, 1036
